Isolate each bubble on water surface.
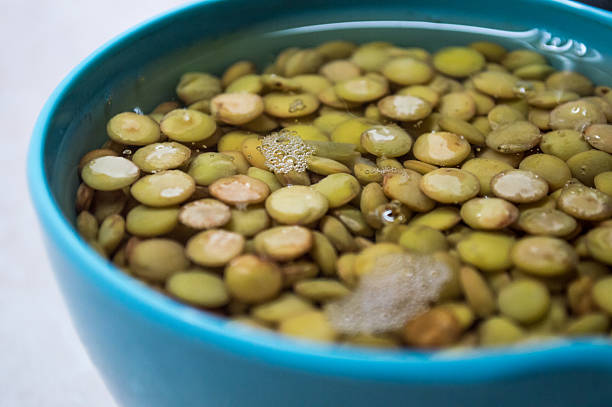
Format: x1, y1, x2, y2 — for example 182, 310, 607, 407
326, 252, 451, 334
259, 130, 315, 174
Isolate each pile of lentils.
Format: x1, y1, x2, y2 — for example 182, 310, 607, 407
75, 40, 612, 349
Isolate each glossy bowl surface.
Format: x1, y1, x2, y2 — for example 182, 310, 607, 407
28, 1, 612, 406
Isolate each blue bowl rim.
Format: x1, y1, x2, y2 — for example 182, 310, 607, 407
27, 0, 612, 382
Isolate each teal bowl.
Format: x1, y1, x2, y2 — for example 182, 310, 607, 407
28, 1, 612, 406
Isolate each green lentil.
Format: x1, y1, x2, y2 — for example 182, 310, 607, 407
567, 276, 596, 315
585, 124, 612, 153
438, 92, 476, 121
361, 125, 413, 157
292, 75, 332, 94
469, 41, 507, 62
528, 108, 551, 130
186, 229, 245, 267
222, 60, 256, 87
479, 317, 525, 346
334, 75, 389, 103
550, 100, 606, 132
319, 60, 361, 83
246, 167, 283, 192
377, 94, 432, 121
511, 236, 578, 276
321, 216, 357, 253
107, 112, 161, 146
254, 226, 313, 261
251, 293, 314, 323
209, 174, 270, 206
188, 152, 238, 186
76, 211, 98, 241
329, 118, 376, 152
502, 49, 546, 71
433, 47, 485, 78
241, 113, 278, 133
473, 71, 519, 98
225, 254, 283, 304
383, 169, 435, 212
565, 313, 610, 336
491, 169, 549, 203
91, 190, 127, 223
517, 208, 577, 237
79, 149, 119, 173
486, 121, 541, 154
498, 279, 551, 324
557, 184, 612, 221
294, 279, 350, 302
546, 71, 594, 96
540, 129, 591, 161
514, 64, 554, 80
460, 198, 519, 230
397, 85, 440, 107
461, 158, 513, 196
518, 154, 572, 190
81, 156, 140, 191
594, 171, 612, 195
281, 262, 320, 287
160, 109, 217, 143
129, 239, 190, 282
398, 225, 448, 254
438, 116, 485, 146
316, 40, 357, 60
131, 170, 195, 207
487, 105, 524, 130
420, 168, 480, 204
167, 271, 230, 307
586, 227, 612, 265
225, 207, 270, 237
478, 148, 524, 168
127, 205, 180, 237
567, 150, 612, 186
265, 185, 328, 224
279, 311, 337, 342
312, 173, 360, 208
334, 207, 373, 237
412, 131, 471, 167
263, 92, 320, 118
592, 277, 612, 315
381, 57, 433, 85
410, 207, 461, 231
527, 90, 579, 109
176, 72, 221, 104
218, 131, 258, 152
210, 93, 264, 125
457, 232, 515, 272
459, 266, 497, 317
132, 142, 191, 173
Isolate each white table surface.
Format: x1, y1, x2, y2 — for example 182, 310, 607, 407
0, 2, 189, 405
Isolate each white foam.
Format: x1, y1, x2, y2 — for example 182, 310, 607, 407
259, 130, 315, 174
326, 253, 451, 334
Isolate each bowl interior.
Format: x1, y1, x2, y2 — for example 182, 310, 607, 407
48, 0, 612, 224
33, 0, 612, 373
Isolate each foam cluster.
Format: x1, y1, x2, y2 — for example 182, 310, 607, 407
258, 130, 315, 174
326, 252, 451, 334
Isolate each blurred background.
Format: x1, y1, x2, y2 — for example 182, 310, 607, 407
0, 0, 609, 406
583, 0, 612, 10
0, 2, 187, 406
